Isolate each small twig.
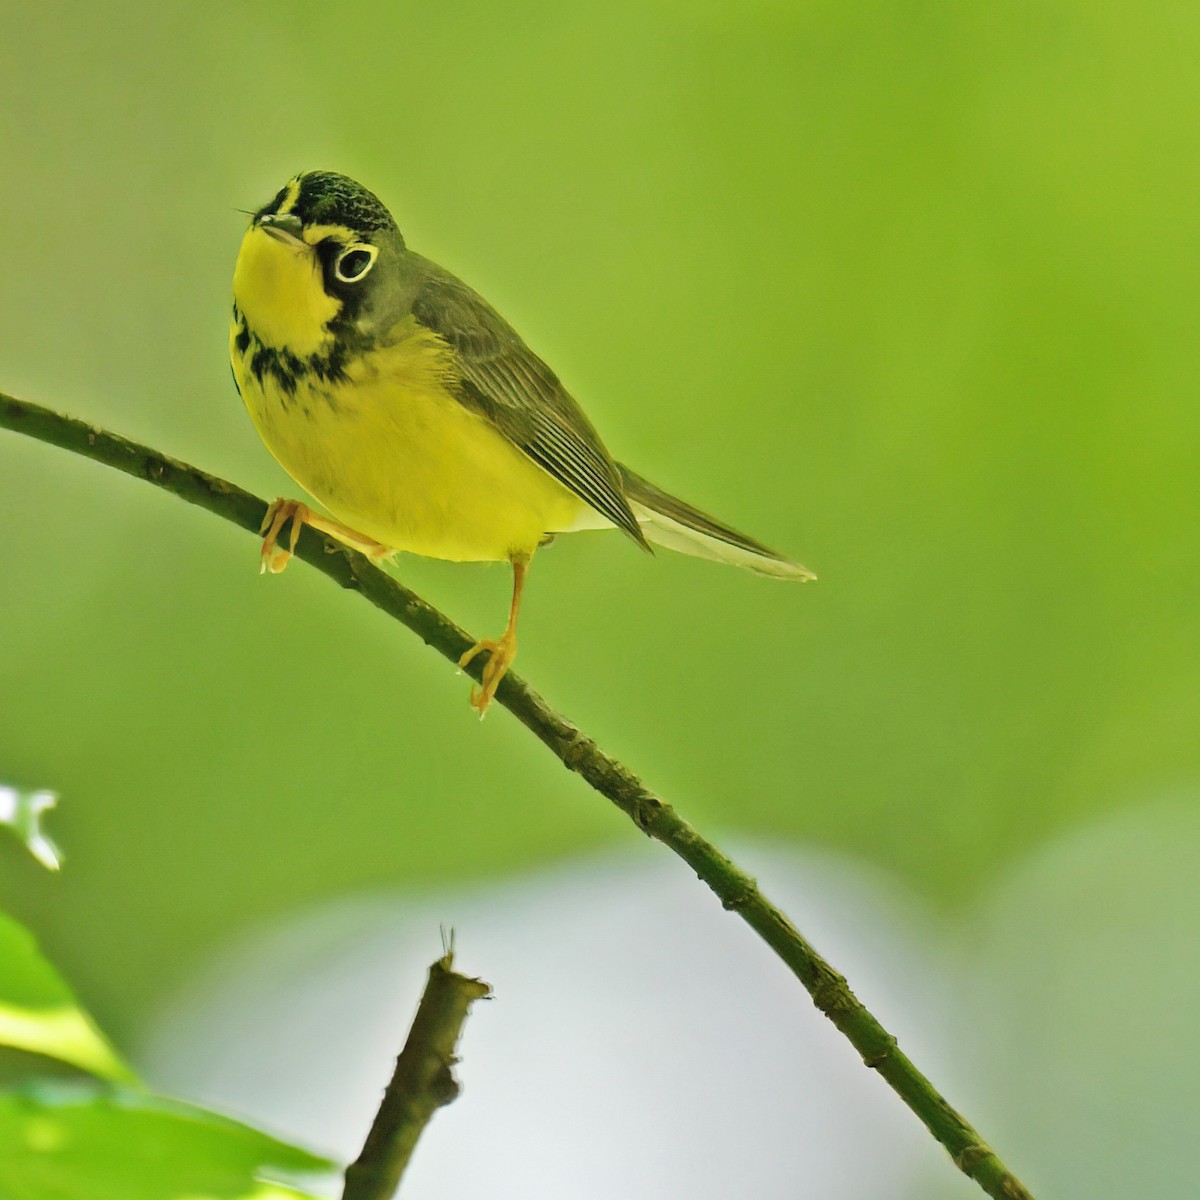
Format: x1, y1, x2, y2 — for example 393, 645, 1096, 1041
342, 952, 491, 1200
0, 392, 1035, 1200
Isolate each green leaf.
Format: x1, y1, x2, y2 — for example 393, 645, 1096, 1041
0, 785, 61, 871
0, 912, 134, 1083
0, 1084, 330, 1200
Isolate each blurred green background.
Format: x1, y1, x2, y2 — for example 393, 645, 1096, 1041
1, 0, 1197, 1194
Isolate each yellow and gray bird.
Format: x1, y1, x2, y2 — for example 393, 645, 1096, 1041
230, 171, 814, 714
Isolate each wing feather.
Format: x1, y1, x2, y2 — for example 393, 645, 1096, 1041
409, 258, 648, 548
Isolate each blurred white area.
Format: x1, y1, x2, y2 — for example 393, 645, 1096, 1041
958, 798, 1200, 1200
141, 841, 960, 1199
0, 785, 61, 871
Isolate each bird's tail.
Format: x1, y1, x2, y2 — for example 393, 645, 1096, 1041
617, 464, 815, 581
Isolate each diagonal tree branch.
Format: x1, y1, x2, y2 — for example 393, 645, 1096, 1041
0, 391, 1034, 1200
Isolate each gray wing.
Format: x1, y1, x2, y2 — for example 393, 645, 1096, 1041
408, 257, 649, 550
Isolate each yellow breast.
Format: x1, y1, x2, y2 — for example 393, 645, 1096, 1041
229, 316, 586, 563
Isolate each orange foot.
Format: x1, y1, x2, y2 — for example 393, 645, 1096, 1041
258, 498, 394, 574
457, 631, 518, 718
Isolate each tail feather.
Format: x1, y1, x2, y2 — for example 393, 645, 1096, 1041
617, 464, 815, 581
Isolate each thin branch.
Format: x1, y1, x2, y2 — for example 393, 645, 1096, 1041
342, 952, 491, 1200
0, 392, 1034, 1200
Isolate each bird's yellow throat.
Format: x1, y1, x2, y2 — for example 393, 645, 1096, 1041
232, 226, 340, 356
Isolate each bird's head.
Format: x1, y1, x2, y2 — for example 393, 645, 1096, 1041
232, 171, 408, 357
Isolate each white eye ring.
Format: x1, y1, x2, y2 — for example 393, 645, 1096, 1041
334, 243, 378, 283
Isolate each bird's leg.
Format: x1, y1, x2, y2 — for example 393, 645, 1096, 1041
458, 552, 531, 717
259, 498, 394, 574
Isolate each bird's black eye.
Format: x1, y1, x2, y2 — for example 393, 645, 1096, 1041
334, 244, 378, 283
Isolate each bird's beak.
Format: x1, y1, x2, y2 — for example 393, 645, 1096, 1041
257, 212, 306, 247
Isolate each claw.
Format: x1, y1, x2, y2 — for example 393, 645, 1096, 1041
257, 498, 394, 573
259, 499, 310, 575
456, 555, 530, 717
457, 635, 518, 718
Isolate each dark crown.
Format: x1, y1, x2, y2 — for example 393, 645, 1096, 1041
280, 171, 399, 237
